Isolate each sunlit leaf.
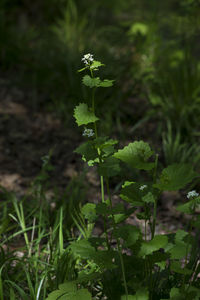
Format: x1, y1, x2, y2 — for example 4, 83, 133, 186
74, 103, 99, 126
99, 79, 114, 87
82, 75, 114, 88
142, 192, 155, 204
114, 141, 154, 170
139, 235, 168, 257
81, 203, 97, 222
69, 239, 96, 259
128, 22, 148, 36
90, 60, 105, 70
46, 282, 92, 300
82, 75, 101, 88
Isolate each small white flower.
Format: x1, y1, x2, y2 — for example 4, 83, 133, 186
82, 128, 94, 138
139, 184, 147, 191
187, 190, 199, 199
82, 53, 94, 65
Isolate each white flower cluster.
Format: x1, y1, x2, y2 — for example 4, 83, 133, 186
139, 184, 147, 191
82, 128, 94, 138
187, 190, 199, 199
82, 53, 94, 65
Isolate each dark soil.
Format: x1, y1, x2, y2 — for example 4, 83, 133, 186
0, 81, 80, 195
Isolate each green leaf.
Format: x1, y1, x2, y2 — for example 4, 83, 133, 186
193, 215, 200, 229
167, 230, 189, 259
170, 287, 182, 300
154, 164, 198, 191
139, 235, 168, 257
114, 214, 126, 224
98, 157, 120, 177
74, 141, 98, 161
90, 60, 105, 70
186, 286, 200, 299
89, 237, 106, 249
155, 261, 167, 270
114, 141, 154, 170
82, 75, 101, 88
113, 225, 141, 247
176, 201, 193, 214
148, 251, 169, 264
170, 261, 192, 275
69, 239, 116, 270
168, 243, 188, 259
81, 203, 97, 222
99, 79, 114, 87
110, 203, 125, 214
113, 207, 136, 224
96, 203, 108, 215
69, 239, 95, 259
46, 282, 76, 299
75, 289, 92, 299
74, 103, 99, 126
99, 139, 118, 157
76, 271, 101, 283
92, 250, 116, 269
142, 192, 155, 204
46, 282, 92, 300
120, 181, 147, 206
82, 75, 114, 88
175, 229, 188, 243
176, 199, 196, 214
128, 22, 148, 36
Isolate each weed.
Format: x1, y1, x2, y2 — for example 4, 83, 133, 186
45, 55, 200, 299
1, 54, 200, 299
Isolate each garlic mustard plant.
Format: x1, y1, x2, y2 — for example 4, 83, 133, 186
71, 55, 200, 300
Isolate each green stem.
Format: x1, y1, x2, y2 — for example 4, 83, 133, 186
89, 70, 109, 249
153, 154, 159, 184
185, 216, 194, 267
118, 246, 129, 300
106, 179, 128, 298
91, 87, 98, 138
183, 209, 195, 289
152, 154, 159, 239
101, 176, 110, 249
152, 199, 157, 239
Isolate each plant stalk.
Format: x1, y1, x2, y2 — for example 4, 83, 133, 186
106, 179, 128, 299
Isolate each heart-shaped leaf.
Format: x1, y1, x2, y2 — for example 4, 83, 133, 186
74, 103, 99, 126
114, 141, 154, 170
